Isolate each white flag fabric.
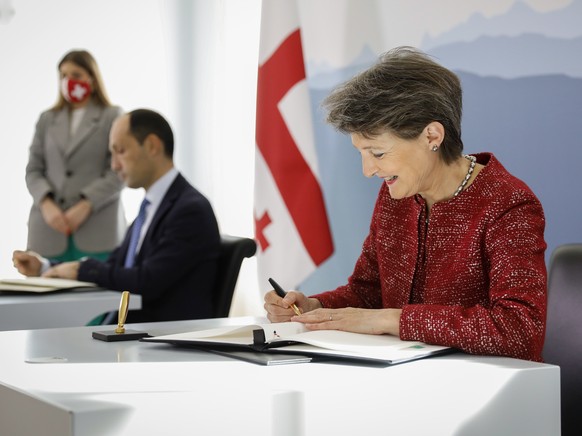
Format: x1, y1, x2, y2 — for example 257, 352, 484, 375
254, 0, 334, 293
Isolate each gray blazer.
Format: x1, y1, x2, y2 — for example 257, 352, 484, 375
25, 100, 126, 257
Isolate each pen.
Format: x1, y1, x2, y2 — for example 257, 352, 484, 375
268, 278, 301, 316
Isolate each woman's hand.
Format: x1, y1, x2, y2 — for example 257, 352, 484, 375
64, 199, 92, 233
264, 290, 322, 323
292, 307, 403, 336
40, 197, 70, 235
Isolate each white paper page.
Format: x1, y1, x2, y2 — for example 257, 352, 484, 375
145, 322, 309, 345
272, 330, 450, 362
0, 277, 98, 292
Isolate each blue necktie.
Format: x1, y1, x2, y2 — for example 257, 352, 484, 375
124, 198, 150, 268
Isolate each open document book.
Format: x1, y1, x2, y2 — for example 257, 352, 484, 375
0, 277, 99, 293
143, 322, 454, 365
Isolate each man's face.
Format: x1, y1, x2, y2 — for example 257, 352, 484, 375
109, 115, 154, 190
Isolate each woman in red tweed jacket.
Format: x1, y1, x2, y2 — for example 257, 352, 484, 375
264, 46, 547, 362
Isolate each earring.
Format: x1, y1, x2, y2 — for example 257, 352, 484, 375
432, 145, 438, 152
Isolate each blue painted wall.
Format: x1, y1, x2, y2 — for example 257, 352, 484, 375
301, 0, 581, 293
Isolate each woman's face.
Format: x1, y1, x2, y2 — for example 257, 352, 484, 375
352, 128, 438, 200
59, 61, 92, 85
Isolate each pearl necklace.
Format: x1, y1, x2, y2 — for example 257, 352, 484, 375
452, 155, 476, 197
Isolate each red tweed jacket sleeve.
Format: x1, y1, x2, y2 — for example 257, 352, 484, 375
313, 153, 547, 361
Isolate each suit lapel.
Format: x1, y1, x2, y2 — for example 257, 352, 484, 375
48, 109, 70, 155
134, 174, 185, 265
65, 101, 102, 158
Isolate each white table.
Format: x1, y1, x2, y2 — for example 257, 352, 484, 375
0, 290, 142, 331
0, 317, 560, 436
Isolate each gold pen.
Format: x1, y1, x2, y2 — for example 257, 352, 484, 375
268, 278, 301, 316
115, 291, 130, 334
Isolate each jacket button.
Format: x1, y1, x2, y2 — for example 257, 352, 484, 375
66, 170, 73, 177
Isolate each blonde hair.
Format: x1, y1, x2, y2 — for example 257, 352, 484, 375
52, 49, 112, 111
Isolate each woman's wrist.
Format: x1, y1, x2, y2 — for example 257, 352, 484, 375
383, 308, 402, 336
308, 298, 323, 312
41, 193, 55, 205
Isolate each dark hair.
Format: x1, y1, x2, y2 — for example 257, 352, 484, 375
323, 46, 463, 164
53, 49, 112, 110
128, 109, 174, 158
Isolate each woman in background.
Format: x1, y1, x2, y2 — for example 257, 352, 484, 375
25, 49, 125, 262
264, 46, 547, 362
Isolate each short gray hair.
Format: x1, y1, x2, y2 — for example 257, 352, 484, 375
323, 46, 463, 164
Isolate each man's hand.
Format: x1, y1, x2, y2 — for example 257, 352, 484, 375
42, 261, 81, 280
12, 250, 43, 277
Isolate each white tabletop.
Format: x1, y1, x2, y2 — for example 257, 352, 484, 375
0, 290, 142, 331
0, 317, 560, 436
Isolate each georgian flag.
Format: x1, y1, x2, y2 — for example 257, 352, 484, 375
254, 0, 334, 293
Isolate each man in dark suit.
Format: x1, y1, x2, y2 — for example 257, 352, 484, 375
13, 109, 221, 323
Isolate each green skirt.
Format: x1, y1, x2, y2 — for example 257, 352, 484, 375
49, 236, 111, 325
49, 236, 110, 263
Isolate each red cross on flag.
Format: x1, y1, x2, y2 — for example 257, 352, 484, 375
254, 0, 334, 294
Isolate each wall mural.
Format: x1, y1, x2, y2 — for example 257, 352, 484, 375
301, 0, 581, 292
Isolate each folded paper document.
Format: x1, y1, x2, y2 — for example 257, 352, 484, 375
0, 277, 99, 293
143, 322, 453, 365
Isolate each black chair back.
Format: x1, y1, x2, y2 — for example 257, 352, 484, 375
542, 243, 582, 436
213, 234, 257, 318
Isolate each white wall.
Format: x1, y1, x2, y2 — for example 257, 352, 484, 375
0, 0, 264, 316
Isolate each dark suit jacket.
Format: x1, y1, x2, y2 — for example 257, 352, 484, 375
78, 173, 220, 323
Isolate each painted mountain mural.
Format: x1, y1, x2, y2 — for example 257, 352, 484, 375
423, 0, 582, 263
301, 0, 581, 292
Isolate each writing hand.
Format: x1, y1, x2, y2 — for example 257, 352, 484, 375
264, 290, 322, 323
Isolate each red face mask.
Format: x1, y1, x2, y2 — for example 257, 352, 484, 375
60, 77, 92, 103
